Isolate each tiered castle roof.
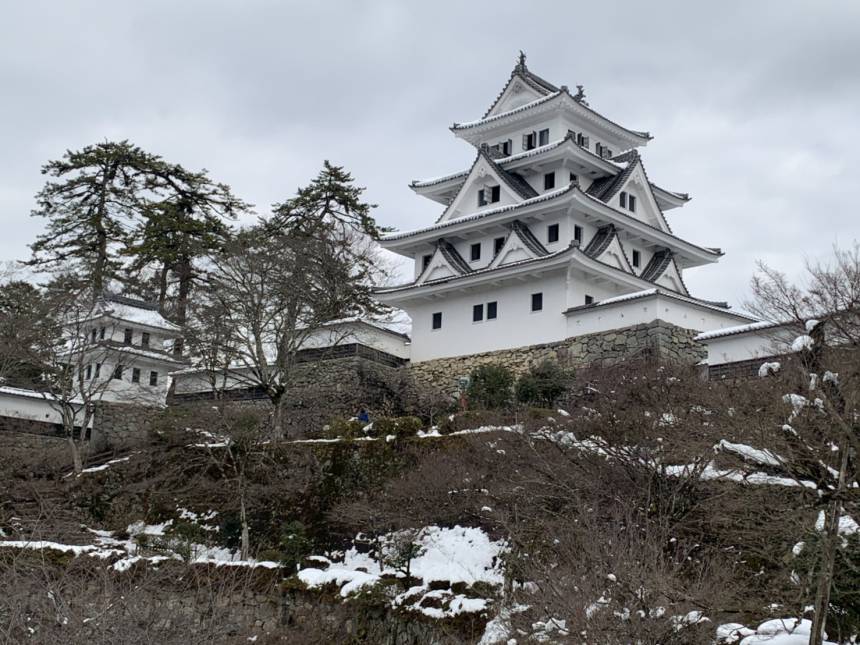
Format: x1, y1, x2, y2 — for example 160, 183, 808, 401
378, 54, 734, 315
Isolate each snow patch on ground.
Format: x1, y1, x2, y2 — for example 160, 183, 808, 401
297, 525, 506, 619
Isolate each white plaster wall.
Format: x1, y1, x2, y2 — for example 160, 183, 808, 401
0, 390, 92, 427
703, 329, 797, 365
77, 352, 173, 406
300, 323, 410, 359
406, 273, 569, 362
566, 295, 748, 338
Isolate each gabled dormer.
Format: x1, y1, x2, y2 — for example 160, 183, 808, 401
488, 221, 549, 269
582, 224, 634, 273
586, 151, 672, 233
416, 239, 473, 284
640, 249, 689, 295
437, 148, 538, 223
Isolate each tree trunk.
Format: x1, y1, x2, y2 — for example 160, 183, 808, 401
68, 433, 83, 475
271, 393, 286, 439
157, 263, 169, 313
172, 256, 192, 355
809, 442, 850, 645
239, 481, 250, 561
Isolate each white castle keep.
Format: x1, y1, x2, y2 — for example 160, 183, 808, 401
376, 53, 753, 364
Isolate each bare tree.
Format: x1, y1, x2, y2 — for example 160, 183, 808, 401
748, 244, 860, 645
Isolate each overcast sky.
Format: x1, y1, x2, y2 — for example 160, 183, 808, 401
1, 0, 858, 313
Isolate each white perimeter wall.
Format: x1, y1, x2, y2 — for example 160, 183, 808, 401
0, 389, 91, 428
703, 328, 797, 366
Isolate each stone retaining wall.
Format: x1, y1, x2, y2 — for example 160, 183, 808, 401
410, 319, 706, 395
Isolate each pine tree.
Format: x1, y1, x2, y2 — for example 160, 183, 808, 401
27, 141, 163, 292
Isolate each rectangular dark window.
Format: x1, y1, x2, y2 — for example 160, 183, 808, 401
569, 172, 577, 185
472, 303, 484, 322
99, 327, 105, 340
547, 223, 559, 244
487, 301, 498, 320
131, 368, 141, 384
538, 128, 549, 146
620, 192, 627, 209
490, 185, 500, 203
501, 139, 512, 156
470, 243, 481, 262
149, 371, 158, 386
85, 364, 92, 380
523, 132, 536, 150
544, 172, 555, 190
113, 365, 123, 380
531, 292, 543, 312
585, 295, 594, 305
432, 312, 442, 330
574, 225, 583, 242
478, 189, 487, 207
94, 363, 101, 378
577, 133, 590, 148
632, 250, 641, 268
141, 332, 150, 348
422, 254, 433, 270
629, 195, 637, 212
494, 236, 505, 255
90, 329, 97, 343
123, 328, 133, 345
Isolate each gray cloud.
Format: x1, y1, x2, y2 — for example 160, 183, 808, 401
1, 0, 858, 312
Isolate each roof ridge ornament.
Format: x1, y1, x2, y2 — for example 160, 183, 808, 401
574, 84, 587, 105
516, 50, 527, 71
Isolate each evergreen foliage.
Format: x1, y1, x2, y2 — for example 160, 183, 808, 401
466, 363, 514, 409
515, 360, 572, 407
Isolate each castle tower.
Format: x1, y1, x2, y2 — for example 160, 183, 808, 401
376, 54, 752, 363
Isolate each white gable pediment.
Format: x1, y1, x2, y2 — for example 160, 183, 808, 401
591, 233, 633, 273
488, 228, 541, 269
417, 246, 462, 284
654, 258, 688, 295
486, 77, 546, 117
616, 164, 671, 233
438, 155, 523, 223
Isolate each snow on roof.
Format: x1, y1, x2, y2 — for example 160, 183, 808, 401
104, 301, 181, 332
694, 320, 789, 342
0, 385, 84, 405
453, 91, 562, 129
320, 317, 411, 341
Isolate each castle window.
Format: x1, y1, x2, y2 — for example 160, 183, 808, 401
150, 371, 158, 386
113, 365, 123, 380
577, 133, 590, 148
141, 332, 150, 348
487, 301, 498, 320
628, 195, 637, 212
489, 185, 500, 203
544, 172, 555, 190
500, 139, 512, 156
432, 312, 442, 330
620, 192, 628, 209
569, 172, 577, 185
95, 363, 101, 378
99, 327, 105, 340
470, 242, 481, 262
473, 304, 484, 322
422, 254, 432, 271
531, 292, 543, 312
123, 328, 133, 345
85, 364, 92, 380
585, 294, 594, 305
131, 368, 141, 384
547, 224, 559, 244
478, 189, 486, 207
523, 132, 536, 150
493, 236, 505, 255
632, 250, 641, 268
538, 128, 549, 146
574, 225, 583, 243
90, 329, 97, 343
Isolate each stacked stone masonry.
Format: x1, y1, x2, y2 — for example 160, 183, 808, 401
410, 319, 706, 394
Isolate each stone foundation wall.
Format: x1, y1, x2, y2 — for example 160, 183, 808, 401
171, 355, 409, 436
92, 402, 163, 450
410, 319, 707, 395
